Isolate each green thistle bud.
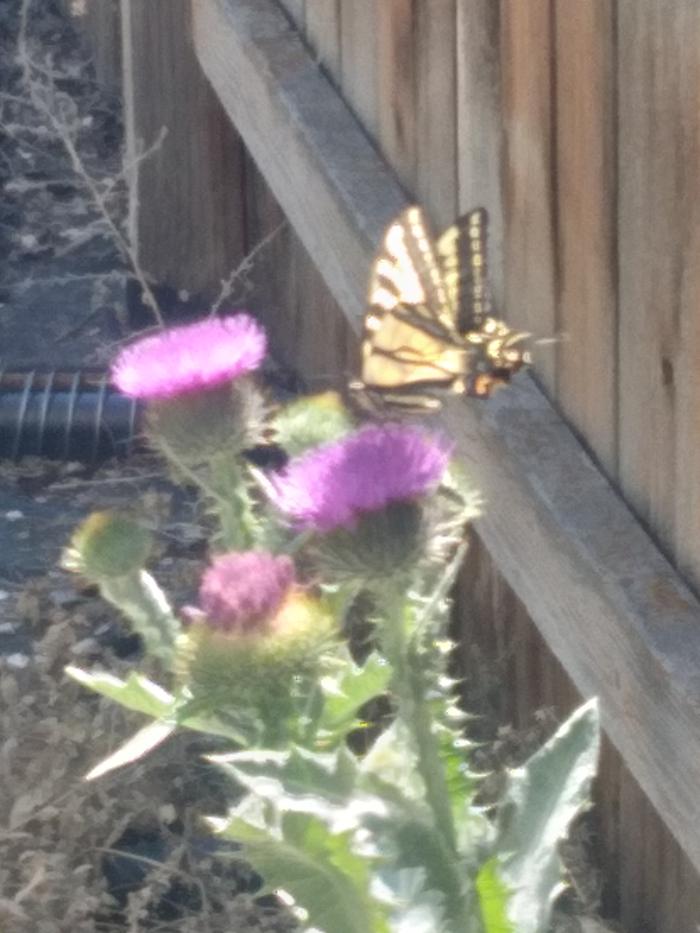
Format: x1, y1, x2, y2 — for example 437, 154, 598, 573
64, 511, 152, 580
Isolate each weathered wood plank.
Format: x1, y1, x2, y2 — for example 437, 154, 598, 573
376, 0, 416, 192
339, 0, 379, 139
193, 0, 406, 328
416, 0, 457, 228
455, 0, 503, 301
62, 0, 122, 90
615, 4, 700, 928
305, 0, 341, 78
193, 0, 700, 873
501, 0, 557, 388
618, 0, 700, 582
121, 0, 245, 301
553, 1, 617, 475
277, 0, 304, 30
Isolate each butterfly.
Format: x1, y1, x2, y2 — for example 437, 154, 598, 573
349, 205, 530, 415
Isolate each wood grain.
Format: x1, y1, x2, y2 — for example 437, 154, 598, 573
305, 0, 341, 78
554, 1, 617, 475
62, 0, 122, 90
339, 0, 380, 139
501, 0, 557, 389
277, 0, 304, 29
121, 0, 245, 300
193, 0, 406, 329
376, 0, 416, 192
415, 0, 457, 228
618, 0, 700, 584
456, 0, 504, 303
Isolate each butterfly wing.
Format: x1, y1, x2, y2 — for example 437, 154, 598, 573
436, 207, 491, 334
355, 206, 468, 411
437, 207, 530, 396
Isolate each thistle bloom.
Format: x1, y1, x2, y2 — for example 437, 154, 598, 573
267, 423, 452, 532
197, 551, 295, 634
111, 314, 266, 399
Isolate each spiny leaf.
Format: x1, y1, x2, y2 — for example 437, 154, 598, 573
318, 652, 392, 744
85, 720, 176, 780
495, 699, 600, 933
216, 802, 391, 933
65, 667, 174, 718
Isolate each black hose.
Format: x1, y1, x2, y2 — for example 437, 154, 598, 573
0, 370, 140, 464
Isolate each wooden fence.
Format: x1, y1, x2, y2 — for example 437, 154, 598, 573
68, 1, 700, 930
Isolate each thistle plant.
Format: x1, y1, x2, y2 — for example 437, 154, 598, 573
64, 312, 600, 932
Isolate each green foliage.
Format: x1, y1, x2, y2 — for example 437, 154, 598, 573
214, 795, 392, 933
273, 391, 353, 456
64, 331, 602, 932
490, 700, 600, 933
316, 651, 392, 745
475, 859, 515, 933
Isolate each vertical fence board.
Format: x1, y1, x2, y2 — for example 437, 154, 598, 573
617, 4, 700, 928
376, 0, 417, 193
306, 0, 341, 78
455, 0, 504, 301
121, 0, 245, 302
617, 0, 700, 558
501, 0, 557, 389
415, 0, 457, 228
62, 0, 122, 90
245, 157, 353, 391
340, 0, 379, 138
553, 1, 617, 475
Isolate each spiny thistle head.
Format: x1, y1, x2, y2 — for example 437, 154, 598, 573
111, 314, 266, 400
265, 423, 453, 583
111, 314, 269, 464
63, 511, 152, 580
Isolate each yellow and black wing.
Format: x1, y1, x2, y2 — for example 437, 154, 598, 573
352, 206, 468, 413
437, 208, 531, 398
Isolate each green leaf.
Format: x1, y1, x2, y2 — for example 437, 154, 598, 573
85, 719, 176, 780
495, 699, 600, 933
375, 868, 449, 933
215, 800, 391, 933
318, 653, 392, 743
65, 667, 174, 718
210, 745, 360, 815
476, 858, 515, 933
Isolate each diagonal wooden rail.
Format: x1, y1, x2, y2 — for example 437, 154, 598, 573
193, 0, 700, 871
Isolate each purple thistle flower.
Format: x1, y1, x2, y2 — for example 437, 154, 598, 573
197, 551, 295, 634
111, 314, 266, 399
268, 423, 452, 532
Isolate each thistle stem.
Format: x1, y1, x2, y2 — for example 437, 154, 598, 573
209, 453, 256, 551
379, 590, 456, 852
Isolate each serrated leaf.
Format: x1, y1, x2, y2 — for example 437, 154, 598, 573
496, 699, 600, 933
476, 858, 515, 933
319, 653, 392, 742
211, 745, 376, 831
218, 805, 391, 933
66, 667, 174, 717
85, 719, 176, 780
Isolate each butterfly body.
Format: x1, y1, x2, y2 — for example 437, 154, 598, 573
351, 206, 530, 415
